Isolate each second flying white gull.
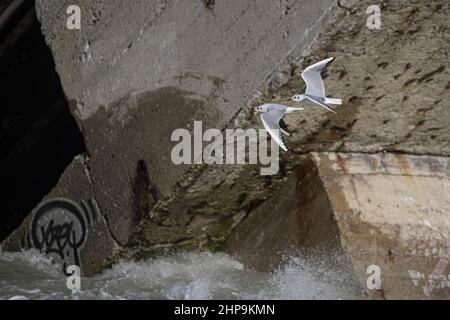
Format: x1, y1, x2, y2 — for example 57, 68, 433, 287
289, 57, 342, 113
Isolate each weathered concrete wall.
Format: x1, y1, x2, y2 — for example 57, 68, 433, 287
270, 0, 450, 156
225, 164, 344, 272
131, 0, 450, 259
3, 0, 338, 273
32, 0, 336, 247
311, 152, 450, 299
3, 0, 450, 301
227, 152, 450, 299
172, 0, 450, 299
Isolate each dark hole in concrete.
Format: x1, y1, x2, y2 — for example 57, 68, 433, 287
0, 3, 86, 241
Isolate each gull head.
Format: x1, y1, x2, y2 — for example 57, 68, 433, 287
255, 105, 269, 113
289, 94, 305, 102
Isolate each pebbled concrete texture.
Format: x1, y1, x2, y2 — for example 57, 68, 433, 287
267, 0, 450, 156
35, 0, 335, 121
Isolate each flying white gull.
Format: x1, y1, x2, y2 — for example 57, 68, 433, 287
255, 103, 304, 152
289, 57, 342, 113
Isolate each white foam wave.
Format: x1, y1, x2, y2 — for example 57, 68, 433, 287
0, 249, 363, 300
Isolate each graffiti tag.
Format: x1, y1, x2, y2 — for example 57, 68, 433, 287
29, 198, 96, 273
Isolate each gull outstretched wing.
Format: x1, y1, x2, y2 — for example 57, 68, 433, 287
261, 110, 288, 152
301, 57, 335, 98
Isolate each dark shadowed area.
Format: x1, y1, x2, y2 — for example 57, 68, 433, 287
0, 4, 86, 241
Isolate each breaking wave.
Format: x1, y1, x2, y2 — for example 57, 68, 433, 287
0, 248, 363, 300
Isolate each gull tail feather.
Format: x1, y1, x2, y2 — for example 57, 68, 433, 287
306, 96, 336, 113
325, 98, 342, 105
286, 107, 304, 113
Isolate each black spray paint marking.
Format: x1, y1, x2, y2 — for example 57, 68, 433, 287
29, 198, 97, 273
